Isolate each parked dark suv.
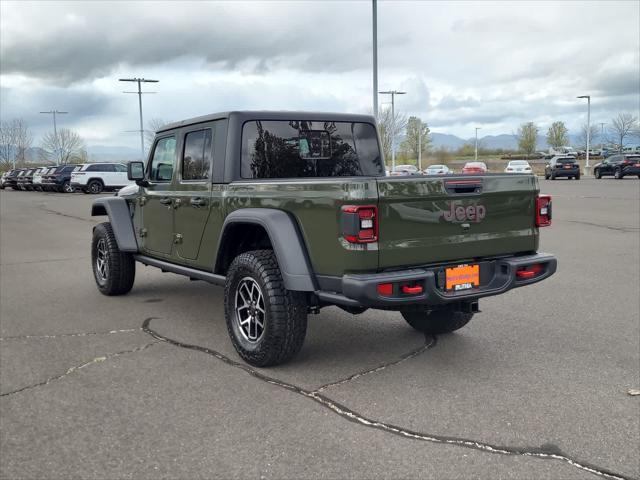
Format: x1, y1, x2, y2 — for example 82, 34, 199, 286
594, 154, 640, 179
41, 164, 79, 192
1, 169, 21, 189
544, 156, 580, 180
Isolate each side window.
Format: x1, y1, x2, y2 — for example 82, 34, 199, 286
149, 136, 177, 182
181, 129, 212, 181
114, 164, 127, 172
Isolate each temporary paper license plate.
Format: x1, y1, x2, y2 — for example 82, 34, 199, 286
445, 264, 480, 291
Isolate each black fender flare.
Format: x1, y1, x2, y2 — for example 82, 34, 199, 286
216, 208, 316, 291
91, 197, 138, 252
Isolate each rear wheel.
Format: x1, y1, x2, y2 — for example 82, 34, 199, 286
401, 306, 473, 334
91, 222, 135, 296
88, 180, 104, 194
224, 249, 308, 367
550, 171, 556, 180
575, 173, 580, 180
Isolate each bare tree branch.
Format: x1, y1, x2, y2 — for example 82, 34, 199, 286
40, 128, 85, 165
377, 107, 407, 168
608, 113, 638, 151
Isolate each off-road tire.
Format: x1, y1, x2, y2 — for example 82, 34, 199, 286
224, 249, 308, 367
91, 222, 135, 296
614, 168, 622, 179
88, 180, 104, 194
402, 306, 473, 334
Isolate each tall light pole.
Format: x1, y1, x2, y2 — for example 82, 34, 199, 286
418, 119, 422, 171
40, 110, 68, 166
379, 90, 406, 171
577, 95, 591, 172
600, 122, 606, 154
372, 0, 378, 119
474, 127, 482, 161
120, 78, 159, 162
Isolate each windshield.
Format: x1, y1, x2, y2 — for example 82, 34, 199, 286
241, 120, 383, 179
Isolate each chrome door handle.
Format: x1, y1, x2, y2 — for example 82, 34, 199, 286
190, 197, 207, 207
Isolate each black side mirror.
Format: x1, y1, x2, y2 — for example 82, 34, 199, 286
128, 161, 148, 186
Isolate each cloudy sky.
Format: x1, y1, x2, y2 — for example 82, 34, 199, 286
1, 0, 638, 149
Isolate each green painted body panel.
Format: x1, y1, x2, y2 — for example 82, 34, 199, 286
376, 175, 539, 269
140, 183, 175, 255
224, 179, 379, 276
172, 181, 212, 261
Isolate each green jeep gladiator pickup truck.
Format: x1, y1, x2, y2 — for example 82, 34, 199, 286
90, 111, 556, 366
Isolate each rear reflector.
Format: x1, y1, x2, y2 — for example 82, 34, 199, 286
516, 263, 544, 279
377, 283, 393, 296
536, 195, 552, 227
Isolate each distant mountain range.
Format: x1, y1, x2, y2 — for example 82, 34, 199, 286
430, 133, 584, 151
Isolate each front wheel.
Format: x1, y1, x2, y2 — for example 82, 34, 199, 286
62, 181, 75, 193
402, 306, 473, 334
595, 169, 601, 179
614, 168, 623, 179
224, 250, 308, 367
91, 222, 135, 295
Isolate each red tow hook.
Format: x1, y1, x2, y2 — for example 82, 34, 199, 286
516, 264, 544, 279
401, 285, 423, 295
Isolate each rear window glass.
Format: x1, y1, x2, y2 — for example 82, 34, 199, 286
241, 120, 383, 179
557, 158, 575, 163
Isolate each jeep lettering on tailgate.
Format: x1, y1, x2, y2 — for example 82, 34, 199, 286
90, 110, 556, 367
442, 202, 486, 223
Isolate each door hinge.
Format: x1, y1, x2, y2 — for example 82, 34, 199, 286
173, 233, 183, 244
139, 228, 147, 237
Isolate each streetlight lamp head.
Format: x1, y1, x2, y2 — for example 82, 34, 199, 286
577, 95, 590, 99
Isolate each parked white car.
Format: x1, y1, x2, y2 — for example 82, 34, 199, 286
390, 164, 419, 176
504, 160, 533, 174
70, 162, 134, 194
424, 164, 451, 175
32, 167, 52, 191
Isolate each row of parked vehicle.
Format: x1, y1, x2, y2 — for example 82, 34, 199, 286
0, 162, 135, 193
388, 160, 532, 176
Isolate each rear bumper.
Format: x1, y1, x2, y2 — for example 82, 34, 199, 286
552, 168, 579, 177
622, 166, 640, 176
316, 253, 557, 309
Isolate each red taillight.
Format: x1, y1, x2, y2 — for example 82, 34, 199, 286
377, 283, 393, 296
536, 195, 552, 227
342, 205, 378, 243
516, 263, 544, 279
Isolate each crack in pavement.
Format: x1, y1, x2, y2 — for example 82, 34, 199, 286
0, 328, 141, 341
312, 334, 437, 394
0, 341, 161, 397
141, 318, 634, 480
563, 220, 639, 233
38, 205, 96, 223
0, 256, 89, 266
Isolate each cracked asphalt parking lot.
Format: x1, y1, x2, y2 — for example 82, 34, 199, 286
1, 179, 638, 480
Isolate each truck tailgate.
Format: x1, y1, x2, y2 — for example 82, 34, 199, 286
376, 175, 539, 269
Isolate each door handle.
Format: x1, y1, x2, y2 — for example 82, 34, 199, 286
159, 197, 172, 205
190, 197, 207, 207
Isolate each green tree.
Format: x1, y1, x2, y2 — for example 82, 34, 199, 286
546, 121, 568, 149
516, 122, 538, 155
399, 116, 431, 163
